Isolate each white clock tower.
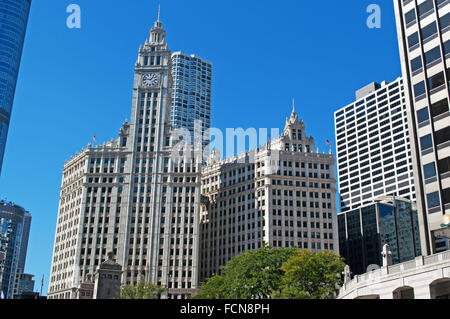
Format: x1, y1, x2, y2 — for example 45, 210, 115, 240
48, 11, 201, 300
120, 13, 201, 298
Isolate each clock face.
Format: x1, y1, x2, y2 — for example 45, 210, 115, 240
142, 73, 159, 87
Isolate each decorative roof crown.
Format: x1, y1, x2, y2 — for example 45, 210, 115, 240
148, 4, 166, 44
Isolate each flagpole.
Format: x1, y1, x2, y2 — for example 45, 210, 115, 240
40, 274, 44, 297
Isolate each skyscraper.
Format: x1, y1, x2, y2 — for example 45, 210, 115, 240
334, 78, 416, 213
0, 201, 32, 299
48, 15, 202, 300
394, 0, 450, 255
338, 196, 421, 276
171, 52, 212, 151
200, 109, 338, 282
0, 0, 32, 175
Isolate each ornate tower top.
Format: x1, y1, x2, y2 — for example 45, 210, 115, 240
289, 98, 299, 123
149, 5, 166, 45
285, 99, 303, 131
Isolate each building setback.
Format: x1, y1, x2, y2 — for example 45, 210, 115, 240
334, 78, 416, 213
199, 109, 338, 281
393, 0, 450, 255
48, 16, 202, 299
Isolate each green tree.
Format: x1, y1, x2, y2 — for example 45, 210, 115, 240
191, 275, 227, 299
276, 250, 345, 299
119, 282, 165, 299
193, 245, 296, 299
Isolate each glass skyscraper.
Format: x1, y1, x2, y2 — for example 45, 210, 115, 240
0, 201, 32, 299
171, 52, 212, 151
0, 0, 31, 175
338, 197, 421, 276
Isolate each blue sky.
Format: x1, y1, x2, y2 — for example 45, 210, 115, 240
0, 0, 402, 294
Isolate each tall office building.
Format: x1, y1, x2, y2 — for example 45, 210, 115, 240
0, 0, 31, 174
0, 201, 32, 299
338, 196, 421, 276
48, 15, 202, 299
334, 78, 416, 213
13, 273, 35, 299
199, 109, 338, 281
171, 52, 212, 151
394, 0, 450, 255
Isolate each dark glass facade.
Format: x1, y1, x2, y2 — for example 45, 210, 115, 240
0, 201, 31, 299
0, 0, 31, 174
338, 198, 421, 276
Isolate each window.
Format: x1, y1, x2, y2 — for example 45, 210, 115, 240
444, 40, 450, 57
443, 188, 450, 205
440, 12, 450, 32
411, 56, 423, 72
421, 22, 437, 41
438, 156, 450, 175
420, 134, 433, 151
405, 9, 416, 25
408, 32, 419, 49
424, 46, 441, 65
428, 71, 445, 91
426, 192, 440, 209
414, 81, 426, 97
418, 0, 434, 17
417, 107, 430, 123
423, 163, 437, 179
434, 126, 450, 146
431, 99, 449, 117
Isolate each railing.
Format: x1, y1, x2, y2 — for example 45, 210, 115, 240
402, 260, 417, 271
424, 254, 440, 265
443, 250, 450, 261
388, 264, 402, 274
340, 250, 450, 295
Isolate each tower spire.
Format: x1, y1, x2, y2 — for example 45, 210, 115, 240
157, 4, 161, 22
292, 98, 295, 113
148, 3, 166, 45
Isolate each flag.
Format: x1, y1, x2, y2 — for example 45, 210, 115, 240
93, 136, 97, 143
326, 140, 332, 147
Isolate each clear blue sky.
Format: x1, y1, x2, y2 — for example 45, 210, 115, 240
0, 0, 401, 294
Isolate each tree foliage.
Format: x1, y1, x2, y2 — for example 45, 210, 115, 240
194, 247, 345, 300
119, 282, 165, 299
275, 250, 345, 299
194, 245, 296, 299
191, 274, 228, 299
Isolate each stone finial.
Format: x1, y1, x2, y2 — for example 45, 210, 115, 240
343, 265, 351, 284
382, 244, 393, 267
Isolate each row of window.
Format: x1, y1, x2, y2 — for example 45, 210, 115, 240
335, 81, 401, 119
